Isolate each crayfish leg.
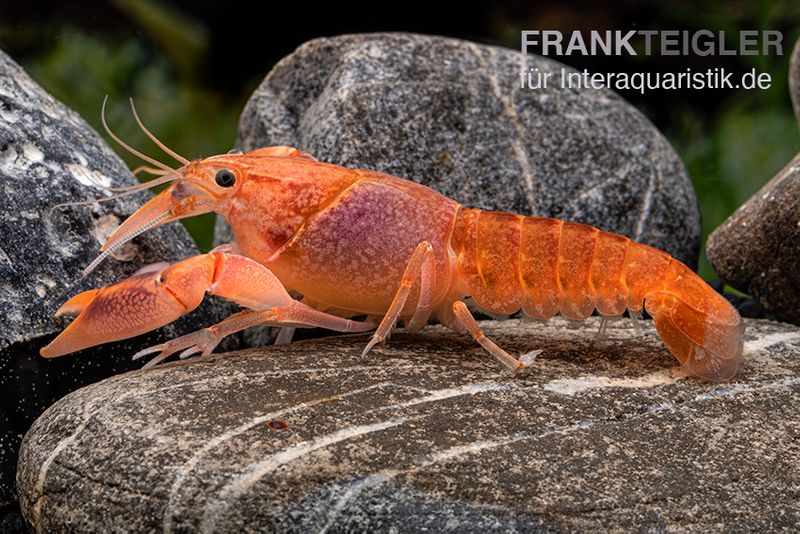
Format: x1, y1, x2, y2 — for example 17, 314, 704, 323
136, 304, 376, 369
596, 316, 609, 340
452, 300, 536, 372
362, 241, 436, 357
627, 309, 644, 336
273, 327, 296, 345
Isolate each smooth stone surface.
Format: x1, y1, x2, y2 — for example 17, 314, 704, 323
17, 317, 800, 532
231, 32, 700, 268
0, 49, 233, 505
707, 38, 800, 325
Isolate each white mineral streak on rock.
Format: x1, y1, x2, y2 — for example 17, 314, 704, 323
468, 43, 538, 212
368, 382, 521, 413
39, 377, 510, 530
320, 419, 597, 532
31, 401, 100, 525
130, 365, 433, 401
542, 368, 683, 395
199, 417, 410, 533
742, 331, 800, 355
543, 330, 800, 396
322, 367, 800, 529
634, 167, 659, 241
320, 473, 393, 533
574, 162, 634, 204
648, 376, 800, 413
692, 376, 800, 401
162, 382, 394, 533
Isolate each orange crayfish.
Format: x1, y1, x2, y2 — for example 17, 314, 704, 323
41, 100, 744, 381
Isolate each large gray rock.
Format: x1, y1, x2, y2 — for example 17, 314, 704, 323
707, 38, 800, 325
232, 33, 700, 268
0, 50, 233, 505
17, 317, 800, 532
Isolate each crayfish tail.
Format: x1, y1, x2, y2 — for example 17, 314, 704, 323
645, 261, 744, 382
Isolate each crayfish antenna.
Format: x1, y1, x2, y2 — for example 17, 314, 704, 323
131, 165, 171, 177
101, 95, 174, 173
48, 172, 178, 214
128, 98, 190, 166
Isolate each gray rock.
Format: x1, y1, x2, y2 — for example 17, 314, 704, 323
16, 317, 800, 532
0, 50, 233, 505
231, 33, 700, 268
706, 38, 800, 324
793, 37, 800, 122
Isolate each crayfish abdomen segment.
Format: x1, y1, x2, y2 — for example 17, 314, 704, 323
454, 209, 523, 315
452, 209, 743, 380
454, 209, 678, 319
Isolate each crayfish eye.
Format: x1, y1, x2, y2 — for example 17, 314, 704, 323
215, 169, 236, 188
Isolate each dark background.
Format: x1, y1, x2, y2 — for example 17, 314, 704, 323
1, 0, 799, 278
